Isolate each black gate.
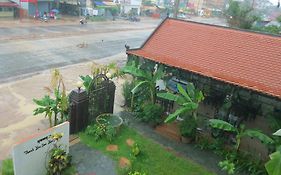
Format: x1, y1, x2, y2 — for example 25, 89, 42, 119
88, 74, 116, 122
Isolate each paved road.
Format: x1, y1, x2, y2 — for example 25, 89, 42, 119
0, 21, 159, 83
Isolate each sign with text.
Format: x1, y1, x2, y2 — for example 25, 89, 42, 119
12, 122, 69, 175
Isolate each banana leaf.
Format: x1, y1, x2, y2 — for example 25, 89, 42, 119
265, 150, 281, 175
209, 119, 237, 132
165, 107, 190, 123
157, 92, 178, 102
273, 129, 281, 136
243, 129, 274, 144
177, 84, 192, 102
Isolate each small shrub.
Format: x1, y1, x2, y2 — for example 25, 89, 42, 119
131, 143, 140, 157
86, 123, 117, 142
141, 103, 164, 126
179, 116, 197, 138
218, 160, 235, 175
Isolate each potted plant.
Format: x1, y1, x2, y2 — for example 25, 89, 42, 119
179, 115, 197, 143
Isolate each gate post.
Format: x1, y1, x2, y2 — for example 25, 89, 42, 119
69, 87, 89, 134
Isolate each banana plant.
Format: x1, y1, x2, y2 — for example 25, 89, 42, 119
265, 129, 281, 175
122, 61, 165, 105
33, 69, 68, 127
209, 119, 274, 151
157, 82, 204, 123
33, 95, 56, 127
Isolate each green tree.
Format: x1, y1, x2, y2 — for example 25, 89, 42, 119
225, 0, 259, 29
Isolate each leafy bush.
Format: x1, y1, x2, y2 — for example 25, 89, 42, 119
47, 133, 72, 175
179, 115, 197, 138
131, 143, 140, 157
86, 123, 117, 142
122, 80, 135, 108
141, 103, 164, 126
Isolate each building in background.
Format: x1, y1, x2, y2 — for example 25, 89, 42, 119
120, 0, 141, 15
0, 0, 19, 18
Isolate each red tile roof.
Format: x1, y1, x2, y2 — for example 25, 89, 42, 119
127, 18, 281, 99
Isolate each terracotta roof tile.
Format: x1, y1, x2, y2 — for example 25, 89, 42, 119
127, 18, 281, 98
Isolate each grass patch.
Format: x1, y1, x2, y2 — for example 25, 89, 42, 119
80, 126, 216, 175
1, 159, 14, 175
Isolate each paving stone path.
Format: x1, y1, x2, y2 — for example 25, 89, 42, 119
70, 143, 117, 175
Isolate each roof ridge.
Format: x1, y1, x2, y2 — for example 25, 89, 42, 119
169, 17, 281, 38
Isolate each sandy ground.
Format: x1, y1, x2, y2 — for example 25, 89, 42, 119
0, 53, 126, 160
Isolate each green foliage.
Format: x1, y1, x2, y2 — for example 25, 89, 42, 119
122, 61, 165, 105
47, 133, 72, 175
225, 0, 259, 29
140, 103, 164, 126
80, 126, 214, 175
157, 83, 204, 123
131, 143, 140, 157
79, 75, 92, 92
128, 171, 146, 175
86, 123, 117, 142
47, 147, 71, 175
209, 119, 237, 132
1, 159, 14, 175
122, 80, 135, 108
179, 115, 197, 138
33, 69, 68, 127
252, 25, 281, 35
218, 160, 235, 175
265, 147, 281, 175
209, 119, 274, 151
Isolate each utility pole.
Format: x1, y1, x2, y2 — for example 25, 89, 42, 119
173, 0, 180, 18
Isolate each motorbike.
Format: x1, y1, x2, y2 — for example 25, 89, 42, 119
79, 17, 87, 25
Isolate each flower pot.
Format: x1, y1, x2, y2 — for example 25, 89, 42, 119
181, 136, 193, 144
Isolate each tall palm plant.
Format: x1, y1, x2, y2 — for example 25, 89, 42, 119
122, 61, 165, 105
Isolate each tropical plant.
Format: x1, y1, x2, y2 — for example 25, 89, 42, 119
131, 143, 140, 157
157, 83, 204, 123
80, 62, 123, 91
122, 80, 135, 108
122, 61, 165, 106
209, 119, 274, 151
179, 115, 197, 138
265, 129, 281, 175
141, 102, 164, 126
33, 69, 68, 127
86, 123, 117, 142
47, 133, 71, 175
218, 160, 235, 175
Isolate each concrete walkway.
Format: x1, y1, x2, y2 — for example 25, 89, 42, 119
70, 143, 116, 175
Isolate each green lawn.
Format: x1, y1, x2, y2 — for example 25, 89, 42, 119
79, 126, 216, 175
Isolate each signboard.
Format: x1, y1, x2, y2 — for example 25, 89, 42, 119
12, 122, 70, 175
